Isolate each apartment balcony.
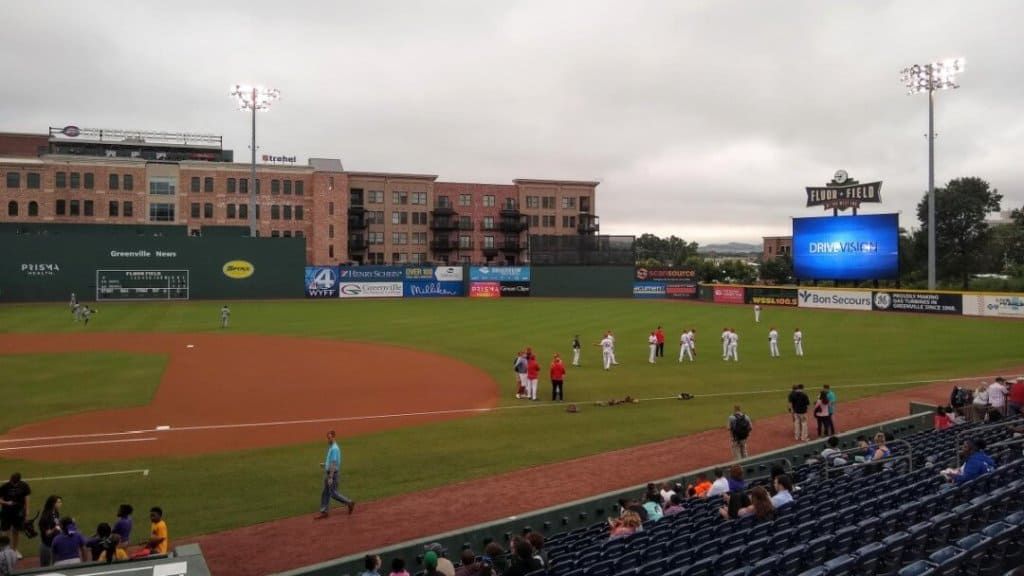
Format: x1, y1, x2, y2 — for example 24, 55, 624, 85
430, 239, 457, 252
347, 238, 368, 252
347, 207, 368, 230
577, 212, 600, 234
482, 246, 499, 258
500, 240, 523, 252
478, 221, 497, 232
431, 200, 456, 215
458, 219, 475, 231
429, 217, 459, 231
499, 215, 529, 233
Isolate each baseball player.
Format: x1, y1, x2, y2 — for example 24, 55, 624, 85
648, 331, 658, 364
572, 335, 581, 367
81, 306, 94, 326
72, 302, 82, 322
513, 351, 528, 398
608, 330, 619, 365
793, 328, 804, 357
595, 334, 614, 370
220, 305, 231, 329
679, 329, 694, 362
688, 328, 697, 358
726, 328, 739, 362
768, 327, 780, 358
754, 304, 761, 324
721, 328, 730, 360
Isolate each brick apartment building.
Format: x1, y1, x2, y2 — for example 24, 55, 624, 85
762, 235, 793, 261
0, 126, 600, 265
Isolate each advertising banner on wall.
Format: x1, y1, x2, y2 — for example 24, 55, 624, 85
665, 283, 699, 299
633, 282, 666, 299
405, 265, 463, 282
469, 282, 501, 298
499, 282, 531, 297
404, 280, 465, 298
962, 294, 1024, 318
338, 266, 405, 282
304, 266, 339, 298
713, 286, 746, 304
469, 266, 530, 282
745, 287, 798, 307
338, 281, 404, 298
634, 267, 697, 282
872, 291, 962, 315
797, 288, 872, 310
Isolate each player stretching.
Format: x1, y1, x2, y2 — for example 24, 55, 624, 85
793, 328, 804, 357
768, 327, 780, 358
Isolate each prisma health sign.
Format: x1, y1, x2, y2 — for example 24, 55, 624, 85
793, 214, 899, 280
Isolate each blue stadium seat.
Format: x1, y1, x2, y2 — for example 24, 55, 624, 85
821, 554, 857, 576
666, 549, 693, 567
856, 516, 881, 545
613, 550, 641, 573
778, 543, 807, 574
804, 534, 834, 566
747, 555, 778, 576
589, 558, 614, 576
642, 541, 667, 563
851, 541, 886, 575
926, 545, 967, 576
1004, 510, 1024, 526
741, 537, 769, 562
897, 560, 936, 576
714, 546, 744, 574
928, 512, 957, 549
905, 521, 935, 561
679, 557, 716, 576
879, 531, 911, 573
721, 568, 749, 576
769, 527, 793, 549
831, 526, 859, 555
635, 558, 666, 576
795, 567, 826, 576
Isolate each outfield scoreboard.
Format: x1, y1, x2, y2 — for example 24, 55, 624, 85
96, 270, 190, 301
792, 214, 899, 280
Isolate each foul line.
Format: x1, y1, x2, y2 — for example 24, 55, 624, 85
24, 469, 150, 482
0, 373, 991, 446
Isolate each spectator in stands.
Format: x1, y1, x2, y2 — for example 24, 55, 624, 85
51, 517, 86, 566
423, 551, 444, 576
663, 494, 685, 516
1009, 377, 1024, 416
706, 468, 730, 497
972, 383, 990, 422
988, 378, 1009, 418
503, 536, 542, 576
454, 550, 476, 576
869, 432, 891, 461
824, 384, 837, 435
935, 406, 953, 430
389, 557, 410, 576
689, 475, 710, 498
358, 554, 382, 576
482, 542, 507, 574
946, 405, 966, 425
949, 438, 996, 485
37, 495, 62, 566
0, 535, 17, 575
86, 523, 116, 562
608, 511, 642, 540
423, 543, 455, 576
660, 481, 677, 504
642, 492, 663, 522
771, 475, 795, 509
140, 507, 168, 556
727, 465, 746, 493
719, 466, 751, 519
820, 436, 848, 466
788, 384, 811, 442
112, 504, 133, 547
730, 487, 776, 522
813, 391, 831, 438
618, 498, 648, 522
526, 532, 547, 569
476, 554, 498, 576
854, 435, 871, 462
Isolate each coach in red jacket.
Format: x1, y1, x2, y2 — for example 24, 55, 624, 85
526, 353, 541, 401
550, 354, 566, 401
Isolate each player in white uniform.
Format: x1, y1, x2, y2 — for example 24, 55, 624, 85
726, 329, 739, 361
688, 329, 696, 358
220, 305, 231, 329
648, 332, 657, 364
754, 304, 761, 323
679, 329, 695, 362
721, 328, 730, 360
793, 328, 804, 357
608, 331, 619, 365
768, 327, 780, 358
572, 335, 581, 367
596, 335, 614, 370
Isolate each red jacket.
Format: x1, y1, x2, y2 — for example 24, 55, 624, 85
655, 329, 665, 344
527, 358, 541, 379
1010, 382, 1024, 405
550, 361, 566, 381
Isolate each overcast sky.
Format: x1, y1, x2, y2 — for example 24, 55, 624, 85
2, 0, 1021, 244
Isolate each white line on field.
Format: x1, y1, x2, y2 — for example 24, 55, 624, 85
24, 469, 150, 482
0, 437, 156, 452
0, 373, 991, 445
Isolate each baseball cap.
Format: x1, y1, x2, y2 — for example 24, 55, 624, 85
424, 542, 446, 554
423, 551, 438, 569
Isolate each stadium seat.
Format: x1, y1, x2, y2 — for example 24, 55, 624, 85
805, 534, 834, 566
642, 541, 667, 563
926, 545, 967, 576
747, 555, 778, 576
589, 558, 614, 576
778, 543, 807, 573
905, 521, 935, 561
635, 558, 666, 576
721, 568, 749, 576
769, 527, 793, 549
851, 541, 886, 575
714, 546, 744, 574
679, 557, 716, 576
897, 560, 936, 576
821, 554, 857, 576
741, 536, 769, 561
613, 550, 641, 573
878, 531, 912, 574
856, 516, 881, 545
795, 567, 827, 576
831, 526, 859, 555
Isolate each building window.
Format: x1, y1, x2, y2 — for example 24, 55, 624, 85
28, 201, 38, 216
238, 204, 247, 219
123, 201, 133, 217
368, 190, 384, 204
83, 173, 94, 190
227, 178, 236, 193
392, 191, 408, 205
204, 177, 214, 193
329, 224, 335, 239
483, 195, 495, 207
123, 174, 134, 191
542, 196, 555, 209
392, 252, 407, 263
239, 178, 248, 194
70, 200, 80, 216
368, 232, 384, 244
365, 210, 382, 224
5, 172, 20, 188
27, 173, 40, 189
483, 235, 495, 248
191, 203, 201, 218
412, 212, 427, 225
295, 230, 304, 238
459, 215, 472, 229
413, 232, 427, 245
530, 214, 539, 227
7, 201, 17, 216
271, 205, 280, 220
109, 201, 119, 217
411, 192, 426, 205
459, 235, 472, 249
84, 200, 94, 216
392, 211, 408, 225
56, 199, 66, 215
295, 205, 304, 220
271, 179, 280, 195
458, 194, 472, 207
56, 171, 67, 188
191, 177, 201, 193
271, 230, 280, 238
149, 177, 176, 195
411, 252, 426, 263
108, 174, 119, 190
483, 216, 495, 230
542, 214, 556, 227
284, 231, 292, 238
283, 180, 292, 195
204, 203, 214, 218
329, 245, 335, 259
562, 196, 576, 209
392, 232, 408, 245
227, 204, 236, 219
526, 196, 539, 209
295, 181, 304, 196
255, 205, 262, 219
149, 203, 176, 222
562, 215, 577, 228
283, 205, 293, 220
328, 201, 334, 216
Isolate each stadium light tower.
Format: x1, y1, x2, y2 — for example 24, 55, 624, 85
230, 84, 280, 237
900, 58, 964, 290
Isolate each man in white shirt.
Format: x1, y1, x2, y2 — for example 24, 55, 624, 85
706, 469, 730, 497
596, 334, 614, 371
988, 379, 1009, 416
793, 328, 804, 357
771, 475, 794, 508
679, 330, 694, 362
754, 304, 761, 323
648, 332, 657, 364
768, 327, 780, 358
608, 330, 619, 365
721, 328, 730, 360
726, 329, 739, 362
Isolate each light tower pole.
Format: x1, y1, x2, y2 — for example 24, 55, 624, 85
900, 58, 964, 290
230, 84, 280, 237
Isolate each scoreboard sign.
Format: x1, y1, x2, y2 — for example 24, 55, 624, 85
96, 269, 190, 300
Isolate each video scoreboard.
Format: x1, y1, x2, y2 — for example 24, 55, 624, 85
96, 270, 190, 301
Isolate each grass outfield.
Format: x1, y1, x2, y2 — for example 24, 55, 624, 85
0, 298, 1021, 539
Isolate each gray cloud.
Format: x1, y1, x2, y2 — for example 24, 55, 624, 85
2, 0, 1021, 244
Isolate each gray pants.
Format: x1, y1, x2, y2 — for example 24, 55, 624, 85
732, 439, 748, 460
221, 317, 229, 328
320, 472, 351, 512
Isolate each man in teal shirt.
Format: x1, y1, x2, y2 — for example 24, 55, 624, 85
824, 385, 837, 435
316, 430, 355, 518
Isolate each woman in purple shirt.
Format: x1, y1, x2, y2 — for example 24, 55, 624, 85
112, 504, 133, 544
50, 517, 86, 566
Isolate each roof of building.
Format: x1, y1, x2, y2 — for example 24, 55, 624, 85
513, 178, 601, 187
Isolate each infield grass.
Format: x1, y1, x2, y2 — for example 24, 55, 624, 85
0, 299, 1021, 539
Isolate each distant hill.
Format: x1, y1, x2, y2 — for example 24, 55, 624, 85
698, 242, 760, 254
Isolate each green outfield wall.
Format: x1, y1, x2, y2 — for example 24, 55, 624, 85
530, 265, 634, 298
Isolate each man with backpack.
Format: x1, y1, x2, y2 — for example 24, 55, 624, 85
728, 405, 753, 460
